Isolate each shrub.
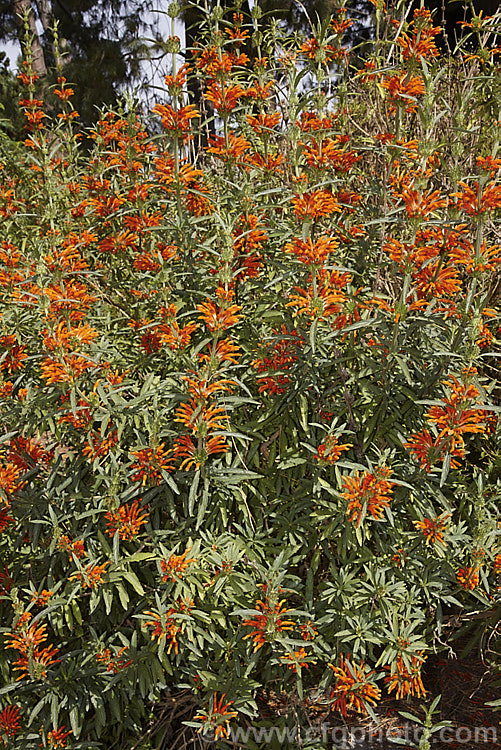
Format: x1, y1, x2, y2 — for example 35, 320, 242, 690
0, 2, 500, 748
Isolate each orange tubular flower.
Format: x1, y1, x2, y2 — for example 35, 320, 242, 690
381, 71, 425, 113
341, 467, 395, 527
40, 354, 98, 384
286, 284, 346, 321
96, 647, 132, 674
384, 653, 426, 699
206, 132, 250, 161
329, 655, 381, 716
246, 112, 281, 134
0, 335, 27, 373
0, 704, 21, 738
198, 338, 241, 367
105, 500, 149, 541
194, 693, 238, 742
58, 535, 86, 559
284, 235, 339, 266
404, 429, 461, 472
314, 435, 352, 463
292, 190, 341, 220
143, 600, 192, 654
6, 620, 61, 681
47, 726, 72, 748
161, 549, 196, 582
174, 399, 229, 436
281, 647, 311, 672
197, 301, 242, 331
397, 10, 441, 61
0, 461, 25, 497
301, 138, 359, 171
69, 561, 110, 589
413, 513, 451, 546
152, 103, 200, 141
129, 443, 175, 485
457, 566, 480, 590
172, 434, 229, 471
242, 594, 294, 652
205, 82, 244, 114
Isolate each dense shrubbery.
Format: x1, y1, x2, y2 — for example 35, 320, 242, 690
0, 2, 500, 748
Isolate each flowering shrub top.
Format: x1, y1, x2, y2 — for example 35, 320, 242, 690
0, 3, 500, 748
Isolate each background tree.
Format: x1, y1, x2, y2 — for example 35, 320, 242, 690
0, 0, 155, 126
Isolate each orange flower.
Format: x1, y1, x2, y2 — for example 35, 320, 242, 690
384, 653, 426, 699
40, 354, 98, 384
0, 704, 21, 738
381, 71, 425, 112
329, 655, 381, 716
197, 301, 242, 331
69, 561, 110, 589
404, 429, 462, 472
281, 647, 311, 672
194, 693, 238, 742
397, 11, 441, 61
457, 566, 480, 590
284, 235, 339, 266
314, 435, 352, 463
161, 549, 196, 582
152, 102, 199, 141
205, 82, 244, 114
286, 284, 346, 321
400, 187, 447, 218
246, 112, 281, 134
130, 443, 175, 485
105, 500, 149, 541
206, 132, 250, 161
341, 467, 395, 526
143, 600, 192, 654
6, 620, 60, 681
0, 506, 14, 532
96, 647, 132, 674
58, 535, 86, 559
198, 338, 241, 367
413, 513, 451, 546
30, 589, 53, 606
301, 138, 359, 171
172, 434, 229, 471
0, 335, 27, 373
174, 399, 228, 436
47, 726, 71, 748
0, 462, 25, 497
242, 593, 294, 652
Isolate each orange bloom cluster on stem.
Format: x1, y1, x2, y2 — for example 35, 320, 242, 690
457, 566, 480, 590
242, 588, 294, 652
329, 654, 381, 716
96, 647, 132, 674
397, 9, 441, 61
341, 467, 395, 526
69, 561, 110, 589
314, 434, 352, 464
105, 499, 149, 541
384, 653, 426, 699
0, 704, 21, 740
47, 726, 72, 748
143, 598, 193, 655
5, 617, 60, 681
129, 443, 175, 485
405, 368, 488, 472
194, 692, 238, 742
413, 513, 451, 547
251, 326, 302, 395
160, 549, 196, 582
